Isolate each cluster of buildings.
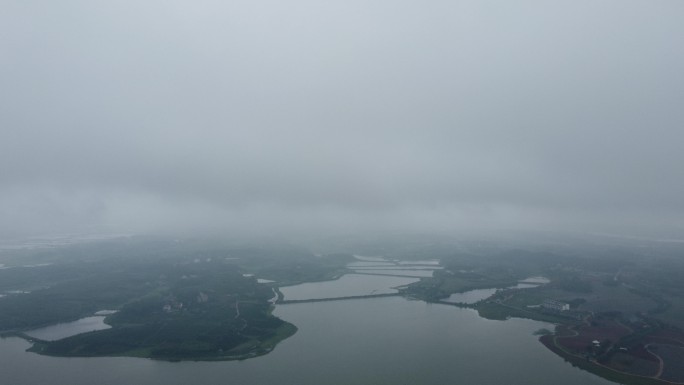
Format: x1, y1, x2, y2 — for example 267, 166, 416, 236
542, 299, 570, 311
540, 299, 586, 320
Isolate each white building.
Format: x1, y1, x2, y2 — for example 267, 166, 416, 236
542, 299, 569, 311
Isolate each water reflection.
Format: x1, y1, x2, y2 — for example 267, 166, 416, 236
519, 276, 550, 284
441, 277, 549, 304
279, 274, 418, 300
351, 255, 388, 262
0, 297, 613, 385
25, 316, 110, 341
442, 288, 499, 304
353, 269, 435, 277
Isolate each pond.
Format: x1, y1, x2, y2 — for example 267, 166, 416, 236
25, 316, 111, 341
441, 276, 550, 304
442, 288, 499, 304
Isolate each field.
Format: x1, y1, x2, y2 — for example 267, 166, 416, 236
555, 316, 632, 353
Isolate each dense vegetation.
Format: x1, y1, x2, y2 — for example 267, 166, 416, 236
4, 232, 684, 383
0, 237, 351, 360
396, 238, 684, 385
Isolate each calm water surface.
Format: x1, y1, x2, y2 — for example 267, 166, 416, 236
347, 261, 396, 267
352, 269, 435, 277
279, 274, 418, 300
350, 266, 441, 270
397, 260, 440, 265
351, 255, 387, 262
25, 316, 110, 341
442, 288, 499, 304
442, 276, 549, 304
0, 297, 612, 385
520, 276, 551, 284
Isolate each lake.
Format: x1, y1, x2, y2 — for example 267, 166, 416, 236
442, 276, 549, 304
352, 269, 435, 277
25, 316, 110, 341
442, 288, 499, 304
0, 296, 612, 385
279, 274, 419, 300
346, 256, 441, 279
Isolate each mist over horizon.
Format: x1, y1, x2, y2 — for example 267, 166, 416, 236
2, 0, 683, 240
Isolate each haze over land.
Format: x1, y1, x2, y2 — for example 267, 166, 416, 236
1, 0, 683, 239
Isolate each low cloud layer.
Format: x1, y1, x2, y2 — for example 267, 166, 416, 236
2, 0, 683, 239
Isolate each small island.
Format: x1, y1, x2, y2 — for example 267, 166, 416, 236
0, 239, 350, 361
24, 266, 297, 361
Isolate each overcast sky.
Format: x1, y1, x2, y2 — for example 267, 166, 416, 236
1, 0, 683, 239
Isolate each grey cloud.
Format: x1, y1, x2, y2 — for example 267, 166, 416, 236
1, 0, 683, 239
